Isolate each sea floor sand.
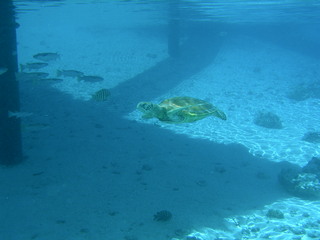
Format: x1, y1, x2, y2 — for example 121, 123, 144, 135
1, 2, 320, 240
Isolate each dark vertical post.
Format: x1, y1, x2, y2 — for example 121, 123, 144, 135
168, 0, 180, 58
0, 0, 23, 165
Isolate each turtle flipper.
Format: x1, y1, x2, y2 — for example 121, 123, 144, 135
165, 108, 189, 123
137, 102, 167, 120
212, 108, 227, 120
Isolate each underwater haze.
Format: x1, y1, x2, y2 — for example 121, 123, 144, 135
1, 0, 320, 239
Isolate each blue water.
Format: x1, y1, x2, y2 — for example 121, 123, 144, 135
1, 0, 320, 239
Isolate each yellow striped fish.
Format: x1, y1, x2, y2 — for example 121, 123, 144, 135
91, 88, 110, 102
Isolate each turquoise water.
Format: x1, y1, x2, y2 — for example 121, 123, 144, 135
15, 0, 320, 23
1, 0, 320, 240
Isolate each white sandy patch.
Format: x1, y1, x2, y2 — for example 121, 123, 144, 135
183, 197, 320, 240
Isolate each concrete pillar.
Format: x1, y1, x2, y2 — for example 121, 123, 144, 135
0, 0, 23, 165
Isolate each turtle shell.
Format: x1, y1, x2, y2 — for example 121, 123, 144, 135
159, 96, 226, 123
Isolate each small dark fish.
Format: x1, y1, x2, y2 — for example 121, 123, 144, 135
20, 62, 48, 71
57, 69, 84, 78
91, 89, 110, 102
33, 52, 60, 62
78, 75, 104, 82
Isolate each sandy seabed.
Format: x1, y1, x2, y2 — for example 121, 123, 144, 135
1, 2, 320, 240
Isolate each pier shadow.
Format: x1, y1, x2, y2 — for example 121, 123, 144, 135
111, 29, 224, 113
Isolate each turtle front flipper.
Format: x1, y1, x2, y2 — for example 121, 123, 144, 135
212, 108, 227, 120
137, 102, 168, 120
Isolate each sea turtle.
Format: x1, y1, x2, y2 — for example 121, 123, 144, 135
137, 96, 227, 123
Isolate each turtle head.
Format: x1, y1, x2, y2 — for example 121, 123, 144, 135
137, 102, 161, 119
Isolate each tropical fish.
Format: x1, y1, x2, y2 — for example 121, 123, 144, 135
8, 111, 33, 118
20, 62, 48, 71
57, 69, 84, 78
33, 52, 60, 62
78, 75, 104, 82
0, 67, 8, 75
91, 89, 110, 101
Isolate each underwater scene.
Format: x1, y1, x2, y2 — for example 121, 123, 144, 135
1, 0, 320, 239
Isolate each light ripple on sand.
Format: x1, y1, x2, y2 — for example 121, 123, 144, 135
181, 198, 320, 240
